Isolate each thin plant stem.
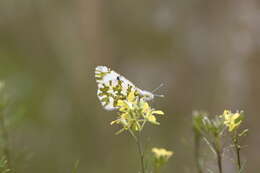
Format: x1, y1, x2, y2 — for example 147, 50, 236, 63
129, 130, 145, 173
235, 145, 241, 171
216, 150, 222, 173
214, 137, 222, 173
233, 132, 241, 172
137, 132, 145, 173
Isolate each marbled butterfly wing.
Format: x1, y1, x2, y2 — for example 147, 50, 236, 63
95, 66, 154, 111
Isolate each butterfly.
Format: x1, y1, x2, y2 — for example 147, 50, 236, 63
95, 66, 163, 111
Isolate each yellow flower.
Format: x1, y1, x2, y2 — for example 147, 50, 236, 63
141, 100, 164, 125
127, 90, 136, 102
117, 90, 137, 111
220, 110, 242, 132
152, 147, 173, 160
110, 113, 129, 127
111, 90, 164, 133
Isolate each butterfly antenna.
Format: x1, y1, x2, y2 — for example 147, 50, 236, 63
151, 83, 164, 98
152, 83, 164, 93
154, 94, 164, 98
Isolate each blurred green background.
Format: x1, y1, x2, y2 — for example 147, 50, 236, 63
0, 0, 259, 172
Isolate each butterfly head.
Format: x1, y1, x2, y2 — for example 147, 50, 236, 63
140, 90, 154, 101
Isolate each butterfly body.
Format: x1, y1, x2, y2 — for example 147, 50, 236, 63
95, 66, 154, 111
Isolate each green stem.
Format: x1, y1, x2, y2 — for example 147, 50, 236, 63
129, 130, 145, 173
233, 133, 241, 172
235, 145, 241, 171
215, 138, 222, 173
137, 132, 145, 173
216, 150, 222, 173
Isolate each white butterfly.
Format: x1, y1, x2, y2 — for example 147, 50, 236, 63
95, 66, 163, 111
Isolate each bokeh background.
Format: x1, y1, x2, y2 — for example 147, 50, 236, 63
0, 0, 260, 172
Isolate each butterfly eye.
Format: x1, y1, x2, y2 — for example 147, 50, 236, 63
143, 93, 153, 101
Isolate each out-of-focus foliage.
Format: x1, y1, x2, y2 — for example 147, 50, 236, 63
0, 157, 10, 173
192, 110, 248, 173
0, 0, 260, 172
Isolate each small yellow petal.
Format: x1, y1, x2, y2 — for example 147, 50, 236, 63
127, 90, 136, 102
232, 113, 240, 120
152, 110, 164, 115
117, 100, 125, 106
152, 147, 173, 159
142, 102, 150, 113
110, 120, 118, 125
143, 102, 149, 109
224, 110, 231, 115
121, 113, 129, 119
147, 115, 159, 125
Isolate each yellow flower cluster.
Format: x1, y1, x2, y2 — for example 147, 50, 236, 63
152, 147, 173, 160
111, 90, 164, 132
220, 110, 242, 132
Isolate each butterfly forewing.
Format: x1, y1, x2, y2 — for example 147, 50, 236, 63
95, 66, 134, 110
95, 66, 154, 111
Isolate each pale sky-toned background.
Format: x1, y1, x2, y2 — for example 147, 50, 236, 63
0, 0, 260, 172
